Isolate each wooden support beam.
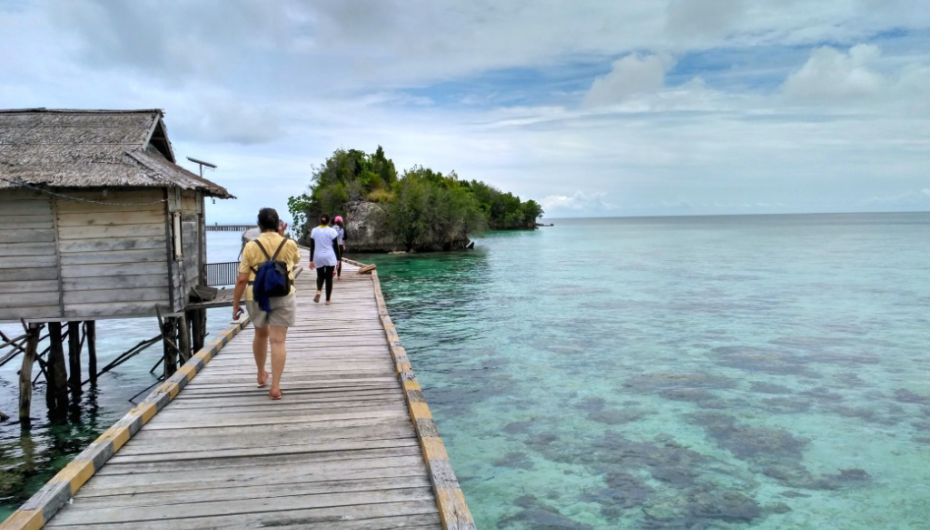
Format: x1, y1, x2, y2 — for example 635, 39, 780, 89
162, 317, 178, 376
45, 322, 69, 418
86, 321, 97, 385
19, 324, 40, 426
189, 309, 206, 352
67, 321, 82, 400
177, 312, 191, 363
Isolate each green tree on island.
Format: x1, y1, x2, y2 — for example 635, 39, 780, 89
288, 146, 544, 251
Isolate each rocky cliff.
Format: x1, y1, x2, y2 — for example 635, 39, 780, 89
338, 200, 472, 253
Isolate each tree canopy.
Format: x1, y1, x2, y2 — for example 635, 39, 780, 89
288, 146, 543, 250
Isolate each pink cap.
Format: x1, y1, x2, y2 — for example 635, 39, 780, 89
334, 215, 344, 223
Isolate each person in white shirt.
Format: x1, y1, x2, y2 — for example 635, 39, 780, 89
309, 214, 341, 304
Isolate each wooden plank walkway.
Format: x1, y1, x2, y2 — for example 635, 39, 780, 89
5, 257, 473, 529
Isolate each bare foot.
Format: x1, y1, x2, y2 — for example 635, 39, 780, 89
269, 388, 282, 400
257, 370, 268, 388
325, 300, 332, 305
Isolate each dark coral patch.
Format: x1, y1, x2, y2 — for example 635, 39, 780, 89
493, 451, 534, 470
587, 408, 646, 425
501, 495, 595, 530
689, 412, 809, 461
895, 389, 930, 405
751, 381, 793, 394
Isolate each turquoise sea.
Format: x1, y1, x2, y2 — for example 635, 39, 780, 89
1, 213, 929, 528
360, 213, 930, 529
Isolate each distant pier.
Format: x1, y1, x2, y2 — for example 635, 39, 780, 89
205, 224, 255, 232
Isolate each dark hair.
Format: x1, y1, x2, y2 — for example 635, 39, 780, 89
258, 208, 280, 231
319, 214, 330, 225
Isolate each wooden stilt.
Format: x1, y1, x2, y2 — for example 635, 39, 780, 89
191, 309, 206, 352
67, 321, 82, 400
163, 317, 178, 376
45, 322, 69, 418
177, 313, 191, 363
86, 321, 97, 385
18, 324, 39, 426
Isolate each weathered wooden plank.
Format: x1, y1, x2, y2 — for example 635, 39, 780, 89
60, 248, 166, 266
0, 228, 55, 243
0, 241, 57, 257
0, 305, 62, 321
96, 447, 425, 477
62, 274, 169, 291
0, 291, 60, 307
60, 261, 167, 279
0, 254, 59, 269
69, 476, 434, 510
108, 437, 420, 464
62, 301, 168, 319
58, 223, 166, 240
50, 487, 435, 525
0, 267, 58, 282
124, 414, 409, 438
78, 461, 429, 498
59, 237, 167, 253
63, 287, 169, 305
0, 215, 54, 229
56, 209, 164, 227
47, 501, 441, 529
55, 190, 166, 207
0, 279, 59, 294
56, 201, 164, 215
139, 406, 408, 430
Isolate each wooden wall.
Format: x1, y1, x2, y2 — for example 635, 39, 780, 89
57, 189, 172, 319
0, 187, 211, 322
0, 190, 61, 320
179, 190, 204, 300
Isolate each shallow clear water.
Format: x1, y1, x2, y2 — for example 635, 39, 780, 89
361, 213, 930, 529
0, 232, 243, 519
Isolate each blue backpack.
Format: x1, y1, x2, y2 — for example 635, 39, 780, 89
250, 238, 291, 312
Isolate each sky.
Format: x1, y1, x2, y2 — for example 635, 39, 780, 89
1, 0, 929, 221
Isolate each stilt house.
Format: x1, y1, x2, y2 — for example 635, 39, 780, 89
0, 108, 232, 322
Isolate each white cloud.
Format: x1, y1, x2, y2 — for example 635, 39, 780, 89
2, 2, 930, 221
540, 191, 615, 216
665, 0, 747, 40
782, 44, 885, 101
583, 54, 672, 107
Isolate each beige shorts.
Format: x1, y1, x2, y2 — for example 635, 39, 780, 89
246, 293, 296, 328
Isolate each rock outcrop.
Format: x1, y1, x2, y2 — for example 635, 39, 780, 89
343, 201, 396, 252
340, 200, 472, 253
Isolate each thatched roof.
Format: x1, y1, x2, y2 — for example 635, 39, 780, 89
0, 108, 232, 198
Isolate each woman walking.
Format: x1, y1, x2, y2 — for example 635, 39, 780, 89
309, 214, 341, 304
333, 215, 347, 279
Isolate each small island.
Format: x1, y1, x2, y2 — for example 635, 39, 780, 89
287, 147, 543, 252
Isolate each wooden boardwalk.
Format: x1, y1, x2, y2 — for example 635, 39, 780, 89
7, 259, 472, 529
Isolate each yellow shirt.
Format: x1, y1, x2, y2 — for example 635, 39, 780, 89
238, 232, 300, 301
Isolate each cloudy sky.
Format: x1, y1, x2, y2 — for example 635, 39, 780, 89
2, 0, 929, 221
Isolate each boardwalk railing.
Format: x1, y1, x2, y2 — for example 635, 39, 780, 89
205, 261, 240, 287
